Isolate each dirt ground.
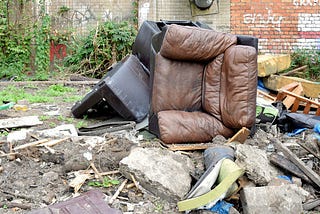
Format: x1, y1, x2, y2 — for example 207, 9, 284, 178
1, 81, 319, 214
0, 81, 190, 214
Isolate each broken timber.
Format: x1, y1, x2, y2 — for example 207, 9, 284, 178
276, 88, 320, 116
263, 75, 320, 98
272, 138, 320, 189
226, 127, 250, 144
258, 54, 291, 77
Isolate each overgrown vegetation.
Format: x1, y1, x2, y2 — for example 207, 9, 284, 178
0, 1, 137, 81
63, 20, 137, 78
0, 0, 51, 80
287, 49, 320, 82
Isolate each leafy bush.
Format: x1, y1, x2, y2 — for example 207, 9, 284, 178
64, 20, 137, 78
0, 0, 51, 81
289, 49, 320, 81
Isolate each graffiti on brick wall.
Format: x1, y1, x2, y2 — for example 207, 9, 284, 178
243, 9, 284, 32
298, 13, 320, 38
72, 6, 96, 26
293, 0, 320, 6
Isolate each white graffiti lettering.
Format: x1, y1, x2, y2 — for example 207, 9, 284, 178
243, 9, 284, 32
293, 0, 320, 6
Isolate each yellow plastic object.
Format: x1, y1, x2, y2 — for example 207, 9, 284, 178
177, 159, 244, 211
13, 104, 28, 112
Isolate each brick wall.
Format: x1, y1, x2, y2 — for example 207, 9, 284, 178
138, 0, 231, 32
47, 0, 135, 33
230, 0, 320, 53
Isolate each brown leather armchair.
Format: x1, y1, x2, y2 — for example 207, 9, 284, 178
149, 24, 258, 144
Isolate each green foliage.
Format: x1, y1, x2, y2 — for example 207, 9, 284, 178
289, 49, 320, 81
0, 0, 51, 81
88, 177, 120, 188
0, 84, 74, 104
64, 20, 137, 78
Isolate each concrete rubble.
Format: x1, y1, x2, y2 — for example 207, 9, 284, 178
119, 147, 195, 202
241, 184, 309, 214
235, 144, 279, 185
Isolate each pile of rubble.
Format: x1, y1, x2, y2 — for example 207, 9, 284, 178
0, 20, 320, 214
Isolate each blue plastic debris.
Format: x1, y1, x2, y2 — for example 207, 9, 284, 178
209, 200, 234, 214
287, 128, 307, 137
277, 175, 293, 183
314, 123, 320, 140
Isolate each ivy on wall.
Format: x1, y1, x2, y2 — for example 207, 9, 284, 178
0, 0, 51, 80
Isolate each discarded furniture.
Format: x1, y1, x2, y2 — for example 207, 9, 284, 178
148, 24, 258, 144
263, 74, 320, 98
71, 20, 211, 123
71, 55, 150, 122
276, 82, 320, 116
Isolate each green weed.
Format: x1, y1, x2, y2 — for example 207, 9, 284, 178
88, 177, 120, 188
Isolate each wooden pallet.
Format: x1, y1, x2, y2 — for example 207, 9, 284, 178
276, 82, 320, 115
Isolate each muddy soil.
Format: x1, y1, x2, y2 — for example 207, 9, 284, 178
0, 82, 187, 214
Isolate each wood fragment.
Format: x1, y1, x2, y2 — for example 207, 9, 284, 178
167, 143, 214, 151
282, 83, 304, 109
37, 137, 70, 147
130, 174, 140, 191
13, 139, 49, 151
109, 179, 128, 204
226, 127, 250, 144
296, 141, 320, 161
281, 65, 308, 76
90, 162, 104, 182
272, 138, 320, 188
257, 89, 276, 102
303, 199, 320, 211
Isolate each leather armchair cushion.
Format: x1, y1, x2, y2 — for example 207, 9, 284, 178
160, 24, 237, 62
158, 110, 234, 144
151, 54, 204, 114
202, 53, 224, 121
220, 45, 258, 129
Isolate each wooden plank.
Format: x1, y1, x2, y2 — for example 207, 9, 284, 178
303, 102, 311, 114
0, 116, 43, 129
273, 138, 320, 189
282, 83, 304, 109
226, 127, 250, 144
258, 54, 291, 77
167, 143, 214, 151
257, 89, 276, 102
264, 75, 320, 98
280, 65, 308, 76
291, 99, 300, 112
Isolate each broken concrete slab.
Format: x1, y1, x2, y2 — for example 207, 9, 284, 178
241, 184, 309, 214
0, 116, 42, 129
258, 54, 291, 77
235, 144, 279, 185
36, 124, 78, 138
119, 147, 195, 202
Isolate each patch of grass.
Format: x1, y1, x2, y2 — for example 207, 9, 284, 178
49, 122, 57, 128
57, 115, 74, 123
39, 115, 51, 121
88, 177, 120, 188
63, 95, 83, 103
43, 84, 75, 97
154, 201, 164, 213
76, 120, 88, 128
0, 84, 76, 104
0, 130, 9, 137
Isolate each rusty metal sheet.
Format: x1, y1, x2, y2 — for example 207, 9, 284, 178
28, 190, 122, 214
